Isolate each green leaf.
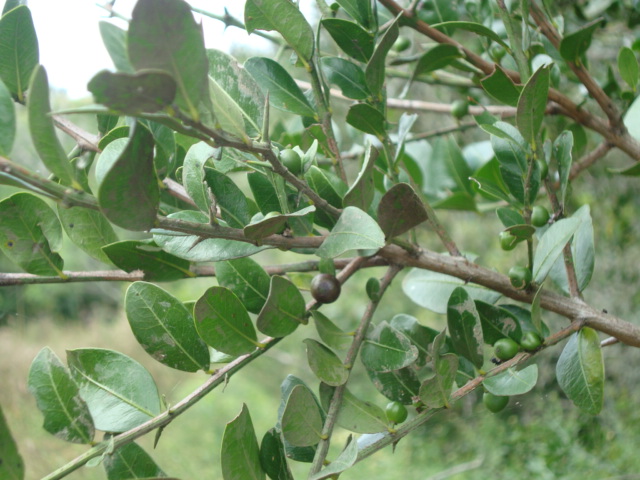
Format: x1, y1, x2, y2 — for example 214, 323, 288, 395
618, 46, 639, 90
216, 257, 270, 315
532, 217, 581, 283
181, 141, 218, 212
281, 385, 324, 447
27, 347, 94, 444
88, 69, 177, 114
361, 321, 418, 372
27, 65, 74, 185
0, 5, 38, 102
208, 49, 264, 137
435, 136, 474, 195
304, 339, 348, 386
319, 383, 388, 434
206, 75, 248, 140
403, 268, 501, 315
244, 0, 313, 62
312, 310, 353, 351
153, 211, 270, 262
516, 64, 550, 147
556, 327, 604, 415
0, 404, 24, 480
0, 78, 15, 155
419, 353, 458, 408
103, 442, 166, 480
0, 192, 64, 276
475, 300, 522, 345
316, 206, 385, 258
125, 282, 210, 372
496, 207, 524, 228
221, 404, 265, 480
244, 206, 315, 241
343, 145, 377, 211
365, 366, 421, 405
194, 286, 259, 356
470, 158, 512, 203
304, 166, 347, 228
321, 57, 370, 100
483, 364, 539, 396
204, 167, 252, 228
259, 428, 294, 480
103, 240, 193, 281
99, 21, 134, 73
128, 0, 209, 120
377, 183, 429, 239
97, 122, 159, 231
389, 314, 438, 366
407, 44, 463, 92
431, 21, 509, 48
57, 206, 118, 265
554, 131, 573, 208
334, 0, 372, 29
365, 16, 399, 95
308, 437, 358, 480
67, 348, 161, 433
559, 18, 603, 63
248, 170, 283, 215
256, 275, 306, 338
244, 57, 316, 117
321, 19, 374, 63
346, 103, 386, 138
480, 65, 522, 107
446, 287, 484, 368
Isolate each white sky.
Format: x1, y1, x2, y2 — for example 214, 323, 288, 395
27, 0, 271, 98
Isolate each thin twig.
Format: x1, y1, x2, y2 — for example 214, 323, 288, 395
569, 142, 613, 180
53, 115, 101, 152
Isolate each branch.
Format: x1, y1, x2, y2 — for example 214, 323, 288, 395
569, 142, 613, 180
52, 115, 101, 153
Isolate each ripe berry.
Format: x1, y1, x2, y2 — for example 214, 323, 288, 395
483, 392, 509, 413
385, 401, 408, 424
310, 273, 341, 304
494, 338, 520, 361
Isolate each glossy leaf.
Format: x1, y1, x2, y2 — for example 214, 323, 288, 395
182, 141, 218, 212
320, 57, 370, 100
244, 206, 315, 241
281, 385, 323, 447
483, 364, 539, 396
321, 19, 373, 63
204, 167, 252, 228
618, 46, 639, 90
308, 437, 358, 480
57, 206, 117, 265
532, 217, 581, 283
304, 340, 346, 386
316, 206, 385, 258
0, 404, 24, 480
259, 428, 294, 480
248, 170, 285, 215
221, 404, 265, 480
97, 122, 158, 231
389, 314, 438, 366
554, 131, 573, 208
319, 383, 388, 434
103, 240, 193, 281
244, 57, 315, 117
496, 207, 524, 228
304, 166, 347, 228
256, 275, 306, 338
516, 65, 550, 146
365, 16, 399, 95
447, 287, 484, 368
208, 49, 264, 137
501, 304, 550, 338
556, 328, 604, 415
334, 0, 372, 29
194, 286, 259, 356
559, 18, 603, 63
403, 268, 501, 315
312, 311, 353, 351
346, 103, 386, 138
128, 0, 209, 120
103, 442, 166, 480
0, 78, 14, 155
0, 192, 64, 276
99, 21, 133, 73
153, 210, 270, 262
377, 183, 428, 239
480, 65, 522, 107
366, 366, 421, 405
67, 348, 161, 433
28, 65, 74, 185
125, 282, 210, 372
470, 158, 511, 203
361, 321, 418, 372
216, 257, 270, 315
27, 347, 94, 444
408, 44, 463, 91
475, 300, 522, 345
419, 353, 458, 408
0, 5, 38, 102
206, 75, 247, 140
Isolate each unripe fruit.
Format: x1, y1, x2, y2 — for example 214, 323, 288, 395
508, 265, 532, 290
489, 44, 506, 62
385, 401, 408, 424
499, 231, 518, 251
537, 159, 549, 180
520, 331, 543, 351
494, 337, 520, 361
280, 148, 302, 175
366, 277, 381, 302
392, 36, 411, 52
483, 392, 509, 413
451, 99, 469, 119
310, 273, 341, 304
531, 205, 550, 227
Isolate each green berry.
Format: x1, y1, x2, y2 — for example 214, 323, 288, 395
499, 231, 518, 251
508, 265, 532, 290
451, 99, 469, 119
280, 148, 302, 175
494, 337, 520, 361
483, 392, 509, 413
537, 159, 549, 180
531, 205, 550, 227
489, 44, 506, 62
310, 273, 341, 304
385, 401, 408, 424
520, 331, 543, 351
392, 36, 411, 52
366, 277, 381, 302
